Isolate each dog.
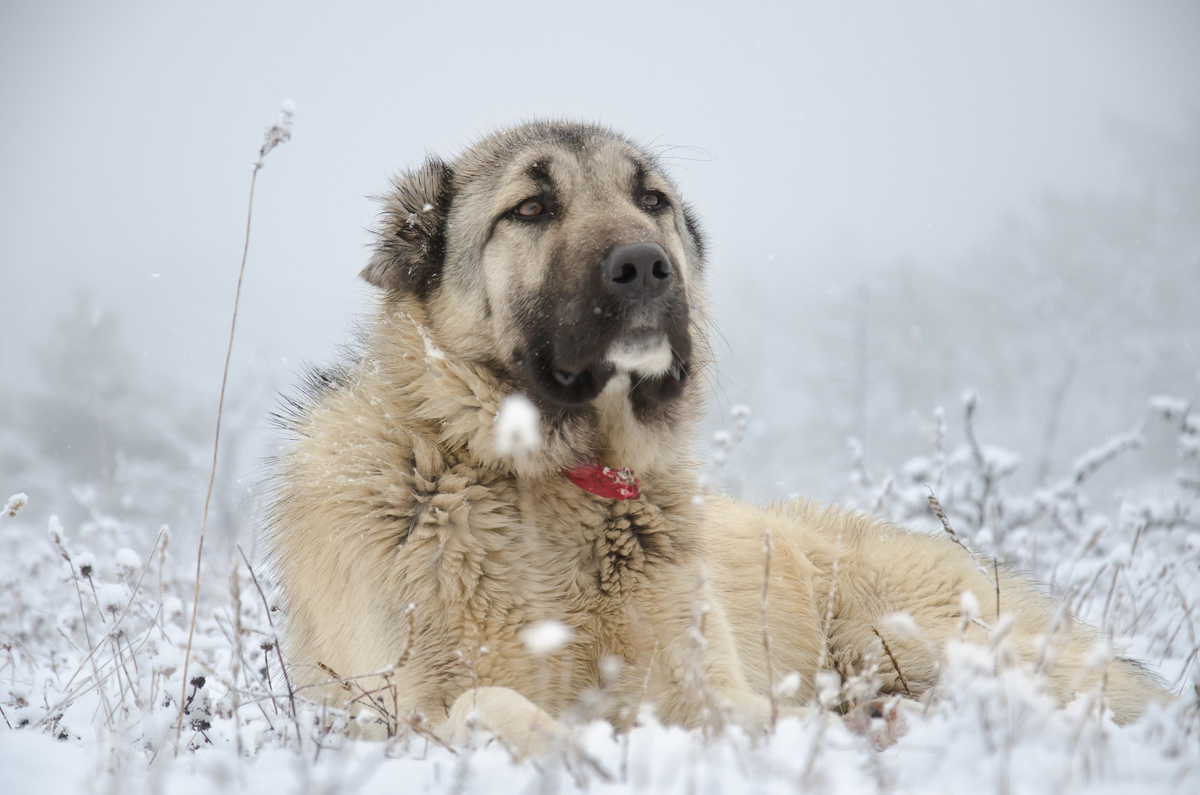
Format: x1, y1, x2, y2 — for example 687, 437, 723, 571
265, 120, 1169, 756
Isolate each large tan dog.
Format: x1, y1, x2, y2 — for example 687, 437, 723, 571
266, 121, 1167, 755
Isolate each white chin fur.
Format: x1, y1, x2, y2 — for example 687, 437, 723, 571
606, 337, 673, 376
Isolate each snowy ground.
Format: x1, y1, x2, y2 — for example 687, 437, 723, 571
1, 388, 1197, 794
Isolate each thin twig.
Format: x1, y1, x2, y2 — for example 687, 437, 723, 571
872, 627, 912, 697
237, 545, 297, 720
396, 603, 417, 670
174, 168, 255, 747
624, 640, 660, 733
933, 407, 946, 494
963, 392, 996, 530
760, 526, 777, 730
963, 391, 985, 470
318, 662, 354, 693
229, 565, 245, 760
177, 103, 292, 751
927, 488, 997, 589
320, 661, 398, 736
816, 531, 843, 674
49, 534, 113, 726
994, 558, 1001, 625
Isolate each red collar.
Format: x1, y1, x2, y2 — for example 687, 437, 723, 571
564, 462, 641, 500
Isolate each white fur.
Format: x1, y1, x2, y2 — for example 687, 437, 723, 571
606, 336, 673, 375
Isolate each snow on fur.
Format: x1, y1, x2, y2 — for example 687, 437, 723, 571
493, 393, 541, 458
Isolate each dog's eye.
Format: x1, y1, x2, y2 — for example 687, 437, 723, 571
515, 199, 545, 218
639, 191, 665, 210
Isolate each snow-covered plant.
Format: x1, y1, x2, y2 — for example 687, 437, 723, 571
849, 391, 1199, 692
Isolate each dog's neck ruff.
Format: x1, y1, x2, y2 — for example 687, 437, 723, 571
564, 462, 641, 500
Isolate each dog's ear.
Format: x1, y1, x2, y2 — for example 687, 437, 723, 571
362, 157, 454, 298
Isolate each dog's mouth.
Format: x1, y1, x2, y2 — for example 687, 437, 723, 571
522, 329, 691, 410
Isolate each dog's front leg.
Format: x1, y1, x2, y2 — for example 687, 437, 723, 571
438, 686, 570, 759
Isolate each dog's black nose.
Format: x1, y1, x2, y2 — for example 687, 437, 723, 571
602, 242, 673, 301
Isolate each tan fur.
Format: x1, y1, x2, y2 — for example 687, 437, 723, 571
265, 122, 1168, 757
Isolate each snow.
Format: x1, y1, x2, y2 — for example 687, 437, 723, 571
403, 313, 447, 362
493, 393, 541, 458
981, 445, 1021, 480
774, 671, 802, 698
93, 582, 131, 614
114, 546, 142, 576
1150, 395, 1191, 424
960, 589, 981, 625
519, 619, 574, 656
1068, 428, 1145, 487
880, 612, 919, 640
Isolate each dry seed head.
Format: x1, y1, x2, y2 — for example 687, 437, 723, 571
114, 548, 140, 580
927, 489, 956, 538
3, 493, 27, 518
47, 515, 65, 549
257, 100, 295, 166
96, 583, 128, 613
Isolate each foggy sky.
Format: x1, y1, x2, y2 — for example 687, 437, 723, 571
2, 0, 1197, 421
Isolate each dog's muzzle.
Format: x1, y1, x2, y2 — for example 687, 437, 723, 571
519, 239, 691, 410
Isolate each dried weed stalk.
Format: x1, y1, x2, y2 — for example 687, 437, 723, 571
237, 545, 298, 724
176, 100, 295, 751
871, 627, 912, 697
760, 525, 778, 729
928, 488, 997, 597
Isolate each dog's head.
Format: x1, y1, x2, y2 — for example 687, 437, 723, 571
362, 122, 707, 420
